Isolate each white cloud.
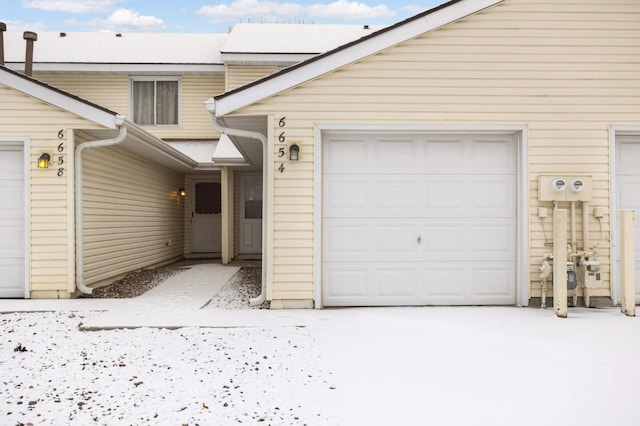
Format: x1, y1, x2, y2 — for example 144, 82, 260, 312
199, 0, 304, 23
3, 19, 49, 32
67, 8, 166, 31
22, 0, 123, 14
307, 0, 394, 20
106, 8, 166, 31
198, 0, 394, 24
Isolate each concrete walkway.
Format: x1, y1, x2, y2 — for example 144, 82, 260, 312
0, 263, 318, 329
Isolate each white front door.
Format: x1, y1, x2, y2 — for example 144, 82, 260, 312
239, 175, 262, 255
191, 180, 222, 253
322, 132, 517, 306
615, 135, 640, 303
0, 141, 26, 298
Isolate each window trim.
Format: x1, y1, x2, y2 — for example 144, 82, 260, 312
129, 76, 182, 128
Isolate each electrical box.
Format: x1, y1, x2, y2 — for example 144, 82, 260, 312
538, 175, 592, 202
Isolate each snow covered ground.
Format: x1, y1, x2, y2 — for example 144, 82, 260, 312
1, 311, 337, 425
2, 306, 640, 425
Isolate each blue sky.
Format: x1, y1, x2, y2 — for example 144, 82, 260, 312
2, 0, 449, 33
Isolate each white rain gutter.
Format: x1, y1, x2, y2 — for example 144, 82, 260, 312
74, 118, 127, 294
205, 100, 268, 306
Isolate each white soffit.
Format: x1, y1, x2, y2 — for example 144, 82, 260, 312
165, 141, 218, 164
214, 0, 504, 117
0, 67, 118, 129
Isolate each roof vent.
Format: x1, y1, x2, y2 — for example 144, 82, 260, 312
363, 24, 370, 29
59, 32, 67, 37
23, 31, 37, 76
115, 33, 122, 37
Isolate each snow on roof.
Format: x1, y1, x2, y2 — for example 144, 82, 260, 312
3, 31, 228, 64
221, 23, 385, 54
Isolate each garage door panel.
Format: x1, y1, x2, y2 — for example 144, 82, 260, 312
423, 220, 515, 261
615, 139, 640, 303
322, 132, 517, 306
422, 139, 465, 169
323, 266, 368, 300
616, 140, 640, 172
324, 222, 369, 256
0, 143, 25, 298
470, 138, 516, 172
471, 265, 516, 300
423, 266, 466, 299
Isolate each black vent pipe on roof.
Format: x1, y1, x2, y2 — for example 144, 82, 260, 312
0, 22, 6, 66
23, 31, 37, 76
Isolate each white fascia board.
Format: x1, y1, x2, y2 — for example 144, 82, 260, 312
0, 68, 119, 129
5, 63, 224, 74
215, 0, 504, 117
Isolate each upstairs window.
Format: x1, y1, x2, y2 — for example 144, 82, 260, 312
131, 78, 180, 126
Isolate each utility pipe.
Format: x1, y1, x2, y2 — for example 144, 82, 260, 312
75, 123, 127, 294
206, 107, 268, 306
570, 201, 577, 253
583, 201, 590, 252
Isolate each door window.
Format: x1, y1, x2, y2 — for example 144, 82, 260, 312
195, 182, 221, 214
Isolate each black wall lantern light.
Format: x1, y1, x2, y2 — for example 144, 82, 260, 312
178, 187, 186, 197
37, 153, 51, 168
289, 143, 300, 161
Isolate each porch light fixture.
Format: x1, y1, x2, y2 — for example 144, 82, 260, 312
38, 153, 51, 168
289, 143, 300, 161
179, 187, 186, 197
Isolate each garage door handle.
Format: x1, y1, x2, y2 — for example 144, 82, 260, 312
417, 236, 422, 245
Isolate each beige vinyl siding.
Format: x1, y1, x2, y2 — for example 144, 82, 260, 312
33, 73, 129, 114
80, 140, 186, 285
35, 73, 224, 140
0, 85, 105, 298
231, 0, 639, 302
226, 65, 280, 91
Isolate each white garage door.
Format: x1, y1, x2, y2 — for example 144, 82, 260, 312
616, 135, 640, 303
0, 142, 26, 298
322, 133, 517, 306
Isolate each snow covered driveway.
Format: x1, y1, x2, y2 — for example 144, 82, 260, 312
2, 306, 640, 425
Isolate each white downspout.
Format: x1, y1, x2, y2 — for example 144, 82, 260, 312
74, 121, 127, 294
206, 106, 268, 306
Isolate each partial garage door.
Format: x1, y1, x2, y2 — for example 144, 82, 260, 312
0, 142, 26, 298
615, 135, 640, 303
322, 133, 517, 306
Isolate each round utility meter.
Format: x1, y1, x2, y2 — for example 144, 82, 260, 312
570, 179, 584, 192
551, 178, 566, 192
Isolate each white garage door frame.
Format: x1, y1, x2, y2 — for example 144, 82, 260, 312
313, 124, 529, 308
0, 137, 30, 298
610, 125, 640, 306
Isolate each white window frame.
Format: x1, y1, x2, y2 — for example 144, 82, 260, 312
129, 76, 182, 128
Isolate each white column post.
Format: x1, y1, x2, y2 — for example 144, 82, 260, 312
220, 167, 234, 264
620, 210, 636, 317
554, 208, 568, 318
